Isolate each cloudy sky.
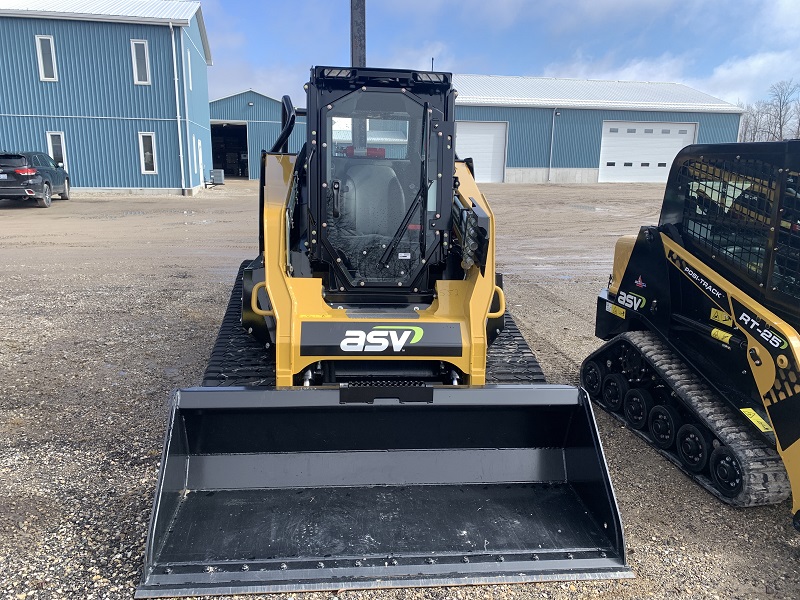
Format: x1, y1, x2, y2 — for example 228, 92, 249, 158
202, 0, 799, 106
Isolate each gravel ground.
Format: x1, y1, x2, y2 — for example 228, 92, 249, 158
1, 180, 798, 600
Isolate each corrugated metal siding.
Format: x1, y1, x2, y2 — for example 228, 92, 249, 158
456, 106, 552, 168
210, 91, 283, 123
0, 115, 180, 187
455, 106, 740, 169
182, 15, 210, 186
453, 74, 741, 113
0, 16, 194, 188
211, 91, 306, 179
0, 16, 178, 119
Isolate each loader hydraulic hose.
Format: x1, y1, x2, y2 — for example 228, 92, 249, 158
486, 285, 506, 319
251, 280, 274, 317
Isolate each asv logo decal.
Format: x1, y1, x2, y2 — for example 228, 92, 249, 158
618, 290, 646, 311
340, 326, 424, 352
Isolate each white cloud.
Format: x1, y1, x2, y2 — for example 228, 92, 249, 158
542, 47, 800, 105
209, 63, 310, 107
376, 41, 455, 73
685, 51, 799, 105
542, 52, 690, 83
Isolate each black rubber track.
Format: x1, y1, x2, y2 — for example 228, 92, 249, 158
203, 261, 546, 387
583, 330, 789, 507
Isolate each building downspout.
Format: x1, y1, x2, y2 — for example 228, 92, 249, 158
180, 29, 192, 189
547, 107, 558, 182
170, 22, 186, 192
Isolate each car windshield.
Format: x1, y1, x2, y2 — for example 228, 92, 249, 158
0, 154, 26, 167
323, 89, 439, 287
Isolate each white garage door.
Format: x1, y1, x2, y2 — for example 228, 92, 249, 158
598, 121, 697, 183
455, 121, 507, 182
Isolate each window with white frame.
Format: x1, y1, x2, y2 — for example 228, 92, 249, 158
131, 40, 151, 85
138, 133, 157, 174
35, 35, 58, 81
46, 132, 67, 170
187, 49, 193, 91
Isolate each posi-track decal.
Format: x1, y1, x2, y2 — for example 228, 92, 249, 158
667, 250, 728, 307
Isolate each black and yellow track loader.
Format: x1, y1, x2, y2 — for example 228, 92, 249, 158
582, 141, 800, 530
136, 67, 629, 597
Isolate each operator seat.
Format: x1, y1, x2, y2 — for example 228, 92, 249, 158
341, 163, 406, 237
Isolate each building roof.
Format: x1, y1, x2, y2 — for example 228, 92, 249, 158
0, 0, 212, 64
210, 89, 281, 104
452, 74, 741, 114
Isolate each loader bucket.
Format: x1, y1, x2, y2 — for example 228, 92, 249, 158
137, 385, 630, 597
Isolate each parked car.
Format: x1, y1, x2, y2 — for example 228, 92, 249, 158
0, 151, 70, 208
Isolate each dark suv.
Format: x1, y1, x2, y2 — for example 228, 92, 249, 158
0, 151, 70, 208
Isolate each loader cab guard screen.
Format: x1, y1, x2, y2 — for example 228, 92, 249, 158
321, 89, 441, 289
675, 157, 800, 304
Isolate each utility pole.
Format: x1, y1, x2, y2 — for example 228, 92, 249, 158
351, 0, 366, 67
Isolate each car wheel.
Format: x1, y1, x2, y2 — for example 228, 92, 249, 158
37, 183, 52, 208
60, 179, 70, 200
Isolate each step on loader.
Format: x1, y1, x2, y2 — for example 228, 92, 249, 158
137, 66, 630, 597
582, 141, 800, 530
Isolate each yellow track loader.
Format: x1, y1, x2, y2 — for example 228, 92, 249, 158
582, 141, 800, 530
137, 67, 630, 597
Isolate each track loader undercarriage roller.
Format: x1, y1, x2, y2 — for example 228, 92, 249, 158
582, 331, 790, 507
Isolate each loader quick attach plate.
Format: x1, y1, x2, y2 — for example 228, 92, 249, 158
137, 386, 630, 597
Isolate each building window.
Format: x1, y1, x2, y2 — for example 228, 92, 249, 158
662, 129, 670, 134
658, 162, 667, 167
138, 132, 157, 174
131, 40, 151, 85
678, 129, 688, 134
609, 127, 619, 133
624, 162, 633, 167
606, 162, 616, 166
35, 35, 58, 81
627, 128, 636, 133
641, 162, 650, 167
644, 128, 653, 134
187, 49, 192, 91
46, 131, 67, 170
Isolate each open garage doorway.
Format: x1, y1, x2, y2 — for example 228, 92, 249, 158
211, 122, 249, 178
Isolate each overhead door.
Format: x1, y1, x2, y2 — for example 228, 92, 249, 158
598, 121, 697, 183
455, 121, 507, 183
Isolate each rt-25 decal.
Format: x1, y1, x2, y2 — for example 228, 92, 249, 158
737, 311, 789, 350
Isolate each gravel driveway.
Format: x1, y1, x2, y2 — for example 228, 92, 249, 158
1, 180, 798, 599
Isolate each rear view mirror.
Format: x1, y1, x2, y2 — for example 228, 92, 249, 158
57, 162, 64, 168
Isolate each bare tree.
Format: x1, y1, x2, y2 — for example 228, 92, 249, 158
791, 98, 800, 140
736, 81, 800, 142
738, 102, 759, 142
766, 79, 799, 140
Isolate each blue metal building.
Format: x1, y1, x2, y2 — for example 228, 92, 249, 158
0, 0, 213, 194
209, 75, 741, 184
209, 90, 306, 180
452, 75, 743, 183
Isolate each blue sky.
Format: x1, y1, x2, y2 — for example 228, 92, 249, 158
202, 0, 800, 107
